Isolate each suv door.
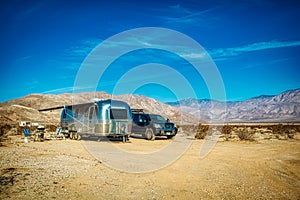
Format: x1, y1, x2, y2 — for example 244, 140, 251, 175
132, 114, 148, 134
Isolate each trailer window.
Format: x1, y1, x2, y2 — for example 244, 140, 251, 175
110, 109, 127, 119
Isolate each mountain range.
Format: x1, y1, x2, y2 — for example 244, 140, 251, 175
0, 92, 200, 125
0, 89, 299, 125
167, 89, 300, 122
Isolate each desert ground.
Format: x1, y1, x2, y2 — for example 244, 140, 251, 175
1, 131, 300, 200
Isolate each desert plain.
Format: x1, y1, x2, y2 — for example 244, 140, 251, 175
1, 127, 300, 200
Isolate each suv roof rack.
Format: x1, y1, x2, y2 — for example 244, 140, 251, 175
131, 109, 144, 113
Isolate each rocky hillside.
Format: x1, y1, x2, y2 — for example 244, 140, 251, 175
0, 92, 200, 125
167, 89, 300, 122
2, 89, 299, 125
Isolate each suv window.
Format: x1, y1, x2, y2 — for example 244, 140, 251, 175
133, 114, 150, 123
149, 114, 165, 123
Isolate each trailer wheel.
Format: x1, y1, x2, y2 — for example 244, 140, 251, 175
145, 128, 155, 141
76, 133, 81, 140
73, 132, 80, 140
73, 132, 78, 140
122, 135, 129, 143
69, 132, 74, 140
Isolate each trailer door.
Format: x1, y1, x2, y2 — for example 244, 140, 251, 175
87, 105, 97, 133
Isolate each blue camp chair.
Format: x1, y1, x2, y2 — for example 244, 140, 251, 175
23, 129, 31, 137
56, 127, 62, 136
51, 127, 64, 139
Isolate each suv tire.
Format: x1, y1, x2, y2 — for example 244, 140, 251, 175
145, 128, 155, 141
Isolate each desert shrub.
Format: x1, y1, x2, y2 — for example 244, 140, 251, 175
195, 124, 209, 139
237, 129, 254, 141
273, 124, 300, 136
272, 124, 285, 134
221, 125, 235, 141
221, 125, 234, 135
0, 124, 12, 145
295, 125, 300, 133
0, 124, 12, 136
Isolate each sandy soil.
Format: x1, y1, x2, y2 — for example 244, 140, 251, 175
1, 134, 300, 199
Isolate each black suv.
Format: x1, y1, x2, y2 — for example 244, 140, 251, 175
131, 109, 178, 140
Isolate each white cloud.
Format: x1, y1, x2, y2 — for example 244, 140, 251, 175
64, 35, 300, 67
41, 86, 94, 94
209, 40, 300, 59
160, 4, 218, 26
41, 87, 74, 94
169, 4, 192, 15
162, 9, 214, 24
179, 52, 206, 59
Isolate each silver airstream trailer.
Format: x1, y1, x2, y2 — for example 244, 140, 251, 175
39, 99, 132, 141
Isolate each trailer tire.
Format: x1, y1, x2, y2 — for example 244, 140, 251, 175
122, 135, 129, 142
73, 132, 78, 140
69, 132, 74, 140
73, 132, 80, 140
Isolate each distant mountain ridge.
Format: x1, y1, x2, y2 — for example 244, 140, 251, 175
167, 89, 300, 122
0, 92, 200, 125
1, 89, 299, 125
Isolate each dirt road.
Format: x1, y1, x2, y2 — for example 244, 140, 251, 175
1, 135, 299, 199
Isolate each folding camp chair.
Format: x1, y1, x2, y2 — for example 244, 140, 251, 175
23, 129, 33, 142
50, 127, 65, 140
23, 129, 31, 137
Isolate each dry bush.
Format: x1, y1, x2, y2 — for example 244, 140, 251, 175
271, 124, 289, 139
221, 125, 234, 135
195, 124, 209, 139
270, 124, 300, 133
237, 129, 254, 141
0, 124, 10, 144
0, 124, 13, 146
0, 124, 12, 136
271, 124, 285, 134
220, 125, 234, 141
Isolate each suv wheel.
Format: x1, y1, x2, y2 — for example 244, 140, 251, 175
145, 128, 155, 141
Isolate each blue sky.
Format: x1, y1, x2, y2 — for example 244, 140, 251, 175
1, 0, 300, 102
